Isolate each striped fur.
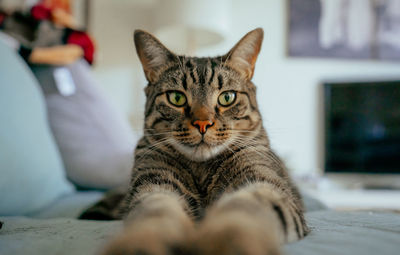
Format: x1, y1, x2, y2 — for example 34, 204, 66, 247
85, 28, 309, 255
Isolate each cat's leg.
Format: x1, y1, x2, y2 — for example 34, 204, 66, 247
193, 182, 308, 255
101, 181, 196, 255
79, 187, 127, 220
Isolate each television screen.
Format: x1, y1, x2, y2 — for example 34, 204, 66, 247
324, 81, 400, 174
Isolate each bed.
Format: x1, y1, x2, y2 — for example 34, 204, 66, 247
1, 191, 399, 255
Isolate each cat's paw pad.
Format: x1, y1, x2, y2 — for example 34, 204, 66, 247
100, 219, 194, 255
191, 217, 280, 255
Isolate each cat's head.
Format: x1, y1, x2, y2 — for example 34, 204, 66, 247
134, 28, 264, 161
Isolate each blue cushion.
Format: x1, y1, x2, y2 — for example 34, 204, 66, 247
0, 40, 74, 216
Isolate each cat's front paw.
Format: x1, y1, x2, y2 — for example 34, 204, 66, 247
101, 218, 193, 255
191, 213, 280, 255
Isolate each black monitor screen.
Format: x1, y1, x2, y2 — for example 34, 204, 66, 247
324, 81, 400, 174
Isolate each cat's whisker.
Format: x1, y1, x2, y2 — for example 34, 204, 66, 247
137, 139, 169, 156
231, 137, 267, 160
234, 138, 264, 150
143, 131, 175, 137
143, 129, 191, 137
219, 139, 256, 163
135, 137, 171, 161
234, 137, 284, 167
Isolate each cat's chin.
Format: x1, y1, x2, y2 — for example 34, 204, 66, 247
171, 140, 226, 162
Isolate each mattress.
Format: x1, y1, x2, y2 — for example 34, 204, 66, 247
1, 192, 399, 255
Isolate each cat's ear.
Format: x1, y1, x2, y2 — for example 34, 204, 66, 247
223, 28, 264, 80
134, 30, 176, 83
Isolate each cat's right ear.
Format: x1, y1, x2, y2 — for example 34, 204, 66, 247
134, 30, 176, 83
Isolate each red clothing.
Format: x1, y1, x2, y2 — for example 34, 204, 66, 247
0, 11, 6, 27
67, 31, 95, 65
30, 3, 95, 64
31, 4, 52, 21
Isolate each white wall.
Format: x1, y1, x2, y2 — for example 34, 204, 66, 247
90, 0, 400, 175
90, 0, 156, 129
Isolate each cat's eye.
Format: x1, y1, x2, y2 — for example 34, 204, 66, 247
167, 91, 187, 107
218, 91, 236, 106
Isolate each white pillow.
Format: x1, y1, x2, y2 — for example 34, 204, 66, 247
31, 60, 138, 190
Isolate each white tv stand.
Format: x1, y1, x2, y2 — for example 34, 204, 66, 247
298, 174, 400, 211
307, 188, 400, 210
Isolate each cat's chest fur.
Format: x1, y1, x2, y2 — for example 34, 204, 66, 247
171, 146, 258, 206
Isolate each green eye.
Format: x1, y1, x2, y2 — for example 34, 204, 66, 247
218, 91, 236, 106
167, 91, 187, 106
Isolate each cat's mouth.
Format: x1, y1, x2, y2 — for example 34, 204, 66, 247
171, 138, 227, 162
197, 137, 207, 145
195, 139, 210, 148
183, 139, 211, 150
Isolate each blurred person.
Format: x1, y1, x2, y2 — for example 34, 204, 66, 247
0, 0, 94, 66
0, 0, 136, 189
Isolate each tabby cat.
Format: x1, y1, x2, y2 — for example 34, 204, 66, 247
81, 28, 308, 255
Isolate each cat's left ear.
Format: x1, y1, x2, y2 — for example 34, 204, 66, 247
223, 28, 264, 80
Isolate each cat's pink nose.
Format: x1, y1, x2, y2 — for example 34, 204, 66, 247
192, 120, 214, 134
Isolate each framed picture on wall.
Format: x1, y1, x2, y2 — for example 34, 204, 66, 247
288, 0, 400, 61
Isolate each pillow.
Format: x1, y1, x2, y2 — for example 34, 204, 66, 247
30, 60, 138, 190
0, 40, 74, 216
